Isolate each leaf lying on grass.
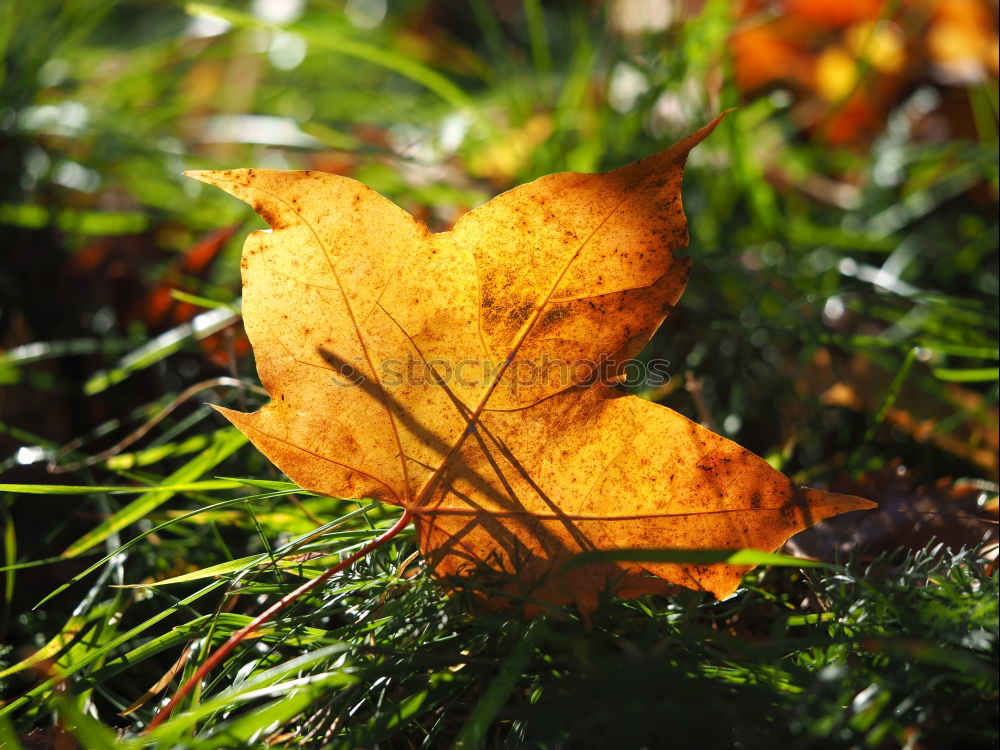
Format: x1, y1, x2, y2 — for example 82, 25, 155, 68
188, 112, 873, 613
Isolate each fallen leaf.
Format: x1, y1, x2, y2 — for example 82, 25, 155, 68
142, 225, 250, 368
785, 460, 998, 561
927, 0, 1000, 83
730, 0, 1000, 146
783, 0, 886, 26
186, 113, 873, 613
801, 348, 1000, 479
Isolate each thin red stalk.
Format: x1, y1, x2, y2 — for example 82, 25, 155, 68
143, 509, 413, 733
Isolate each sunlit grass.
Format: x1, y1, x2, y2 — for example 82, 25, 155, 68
0, 0, 997, 747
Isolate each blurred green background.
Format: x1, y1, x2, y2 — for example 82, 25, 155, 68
0, 0, 997, 745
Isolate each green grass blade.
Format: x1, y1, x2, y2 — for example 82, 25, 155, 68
61, 427, 247, 557
3, 503, 15, 609
105, 434, 218, 470
0, 610, 96, 681
35, 489, 302, 609
0, 716, 25, 750
113, 549, 346, 587
923, 344, 1000, 359
0, 338, 132, 368
218, 476, 308, 492
522, 0, 552, 78
932, 367, 1000, 383
52, 694, 124, 750
0, 580, 229, 720
145, 644, 354, 742
168, 289, 240, 313
83, 308, 240, 395
0, 480, 240, 495
0, 204, 148, 234
563, 548, 829, 571
193, 683, 344, 748
452, 621, 542, 749
185, 3, 474, 112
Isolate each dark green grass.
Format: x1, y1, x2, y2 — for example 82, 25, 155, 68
0, 492, 995, 748
1, 1, 997, 747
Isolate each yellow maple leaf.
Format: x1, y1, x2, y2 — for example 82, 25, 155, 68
186, 113, 873, 614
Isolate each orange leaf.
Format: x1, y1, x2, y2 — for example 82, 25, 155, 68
186, 114, 874, 614
785, 0, 887, 26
